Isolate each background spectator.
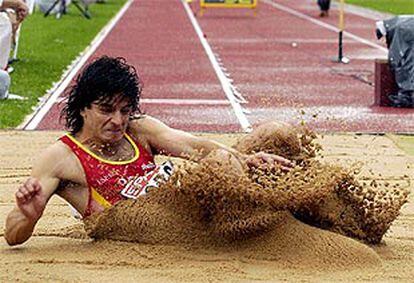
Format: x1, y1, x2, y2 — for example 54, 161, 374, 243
376, 16, 414, 108
317, 0, 331, 17
0, 69, 10, 99
0, 0, 28, 100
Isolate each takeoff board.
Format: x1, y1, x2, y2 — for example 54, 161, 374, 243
200, 0, 258, 15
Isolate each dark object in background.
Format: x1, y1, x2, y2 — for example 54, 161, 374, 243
317, 0, 331, 17
42, 0, 91, 19
375, 59, 399, 106
377, 16, 414, 108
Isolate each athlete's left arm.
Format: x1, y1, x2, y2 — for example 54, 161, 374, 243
130, 116, 240, 162
129, 116, 292, 170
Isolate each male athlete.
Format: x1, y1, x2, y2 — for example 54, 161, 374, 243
5, 56, 292, 246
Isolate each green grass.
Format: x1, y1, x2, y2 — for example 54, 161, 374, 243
0, 0, 127, 129
391, 135, 414, 155
346, 0, 414, 14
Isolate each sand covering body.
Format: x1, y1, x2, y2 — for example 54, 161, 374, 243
83, 126, 409, 269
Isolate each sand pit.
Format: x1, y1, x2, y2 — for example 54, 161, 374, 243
1, 130, 413, 282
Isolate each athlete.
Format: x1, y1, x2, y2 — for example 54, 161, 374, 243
4, 56, 293, 246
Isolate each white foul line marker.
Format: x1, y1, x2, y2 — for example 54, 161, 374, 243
21, 0, 135, 130
181, 0, 252, 132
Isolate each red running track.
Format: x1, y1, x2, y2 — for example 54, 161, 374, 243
36, 0, 414, 133
37, 0, 241, 132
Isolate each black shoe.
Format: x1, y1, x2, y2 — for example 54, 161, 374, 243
388, 92, 414, 108
376, 28, 384, 40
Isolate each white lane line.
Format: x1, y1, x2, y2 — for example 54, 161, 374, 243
181, 0, 252, 132
54, 97, 233, 105
142, 98, 233, 105
141, 98, 230, 105
20, 0, 135, 130
263, 0, 388, 53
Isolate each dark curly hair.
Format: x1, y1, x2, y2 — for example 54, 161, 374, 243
61, 56, 142, 134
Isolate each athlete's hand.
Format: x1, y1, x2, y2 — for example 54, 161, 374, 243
245, 152, 293, 171
15, 178, 47, 222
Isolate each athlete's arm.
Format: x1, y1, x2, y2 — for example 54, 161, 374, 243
4, 144, 63, 246
131, 116, 240, 161
130, 116, 292, 170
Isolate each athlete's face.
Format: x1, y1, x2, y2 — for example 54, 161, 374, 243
81, 95, 133, 143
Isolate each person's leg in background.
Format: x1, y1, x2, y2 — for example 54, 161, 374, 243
0, 12, 12, 100
0, 12, 12, 69
317, 0, 331, 17
0, 70, 10, 99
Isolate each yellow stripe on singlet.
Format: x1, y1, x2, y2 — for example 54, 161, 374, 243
65, 133, 140, 165
91, 187, 112, 208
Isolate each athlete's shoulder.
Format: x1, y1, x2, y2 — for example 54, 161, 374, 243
31, 139, 79, 178
43, 139, 73, 158
40, 139, 76, 163
128, 115, 168, 136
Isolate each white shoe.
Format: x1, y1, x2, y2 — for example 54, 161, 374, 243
375, 21, 386, 39
6, 66, 14, 74
7, 93, 27, 100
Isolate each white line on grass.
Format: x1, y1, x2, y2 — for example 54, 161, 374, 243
21, 0, 135, 130
263, 0, 388, 53
181, 0, 252, 132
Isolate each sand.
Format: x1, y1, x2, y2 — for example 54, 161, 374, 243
0, 130, 413, 282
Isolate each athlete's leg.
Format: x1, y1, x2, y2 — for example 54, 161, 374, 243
233, 121, 303, 160
200, 148, 246, 174
196, 148, 284, 240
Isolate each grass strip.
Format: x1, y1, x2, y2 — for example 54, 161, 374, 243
0, 0, 127, 129
346, 0, 414, 15
388, 134, 414, 156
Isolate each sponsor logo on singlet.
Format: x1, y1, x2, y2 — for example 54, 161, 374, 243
119, 161, 174, 199
141, 163, 157, 171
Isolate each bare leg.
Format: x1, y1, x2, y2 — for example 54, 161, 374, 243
234, 121, 303, 160
200, 148, 246, 175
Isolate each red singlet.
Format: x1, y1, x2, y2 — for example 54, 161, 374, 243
60, 133, 156, 218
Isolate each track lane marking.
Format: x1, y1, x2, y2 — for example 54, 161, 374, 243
181, 0, 252, 132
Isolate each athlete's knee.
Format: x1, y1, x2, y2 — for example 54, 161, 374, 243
255, 121, 292, 135
235, 120, 301, 157
203, 149, 237, 165
202, 149, 245, 173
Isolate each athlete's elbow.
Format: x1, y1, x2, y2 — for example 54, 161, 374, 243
4, 230, 18, 246
4, 235, 17, 246
4, 229, 30, 246
4, 216, 16, 245
4, 214, 32, 246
